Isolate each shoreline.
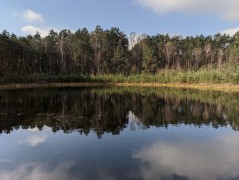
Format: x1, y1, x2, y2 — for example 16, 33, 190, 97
0, 82, 238, 92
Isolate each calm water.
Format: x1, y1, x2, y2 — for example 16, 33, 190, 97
0, 87, 239, 180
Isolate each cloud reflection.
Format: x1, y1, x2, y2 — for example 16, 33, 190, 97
0, 162, 77, 180
25, 134, 48, 147
0, 162, 118, 180
27, 127, 40, 132
133, 134, 239, 180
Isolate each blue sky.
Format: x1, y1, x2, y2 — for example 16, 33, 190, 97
0, 0, 239, 37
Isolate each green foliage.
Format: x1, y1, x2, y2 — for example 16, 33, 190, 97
0, 64, 238, 84
0, 28, 239, 84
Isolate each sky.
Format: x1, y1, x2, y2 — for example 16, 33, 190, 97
0, 0, 239, 37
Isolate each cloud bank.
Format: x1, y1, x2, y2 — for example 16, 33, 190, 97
134, 0, 239, 21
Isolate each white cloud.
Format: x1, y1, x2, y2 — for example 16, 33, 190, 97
134, 0, 239, 21
16, 10, 55, 37
22, 9, 45, 23
133, 134, 239, 180
21, 25, 58, 37
221, 27, 239, 36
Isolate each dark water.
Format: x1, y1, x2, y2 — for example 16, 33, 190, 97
0, 87, 239, 180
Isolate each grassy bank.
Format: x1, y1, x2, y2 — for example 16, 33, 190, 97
1, 66, 239, 84
93, 70, 239, 84
0, 67, 239, 92
0, 70, 239, 84
0, 82, 238, 92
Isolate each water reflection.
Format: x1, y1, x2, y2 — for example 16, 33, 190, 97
0, 87, 238, 136
0, 87, 239, 180
23, 134, 48, 147
0, 162, 77, 180
134, 133, 239, 180
1, 126, 239, 180
0, 161, 122, 180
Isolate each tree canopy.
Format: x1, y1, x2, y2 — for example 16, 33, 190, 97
0, 26, 238, 76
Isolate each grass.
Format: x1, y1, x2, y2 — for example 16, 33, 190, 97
91, 64, 239, 84
0, 65, 238, 92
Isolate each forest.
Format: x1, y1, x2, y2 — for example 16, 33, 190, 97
0, 25, 239, 83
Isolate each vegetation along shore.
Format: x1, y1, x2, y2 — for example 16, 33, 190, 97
0, 26, 238, 90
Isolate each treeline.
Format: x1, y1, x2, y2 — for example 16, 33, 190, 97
0, 26, 239, 76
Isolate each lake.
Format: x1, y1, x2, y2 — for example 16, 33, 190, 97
0, 87, 239, 180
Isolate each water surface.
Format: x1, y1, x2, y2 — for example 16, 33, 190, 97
0, 87, 239, 180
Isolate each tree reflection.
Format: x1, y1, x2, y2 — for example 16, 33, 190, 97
0, 87, 238, 137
